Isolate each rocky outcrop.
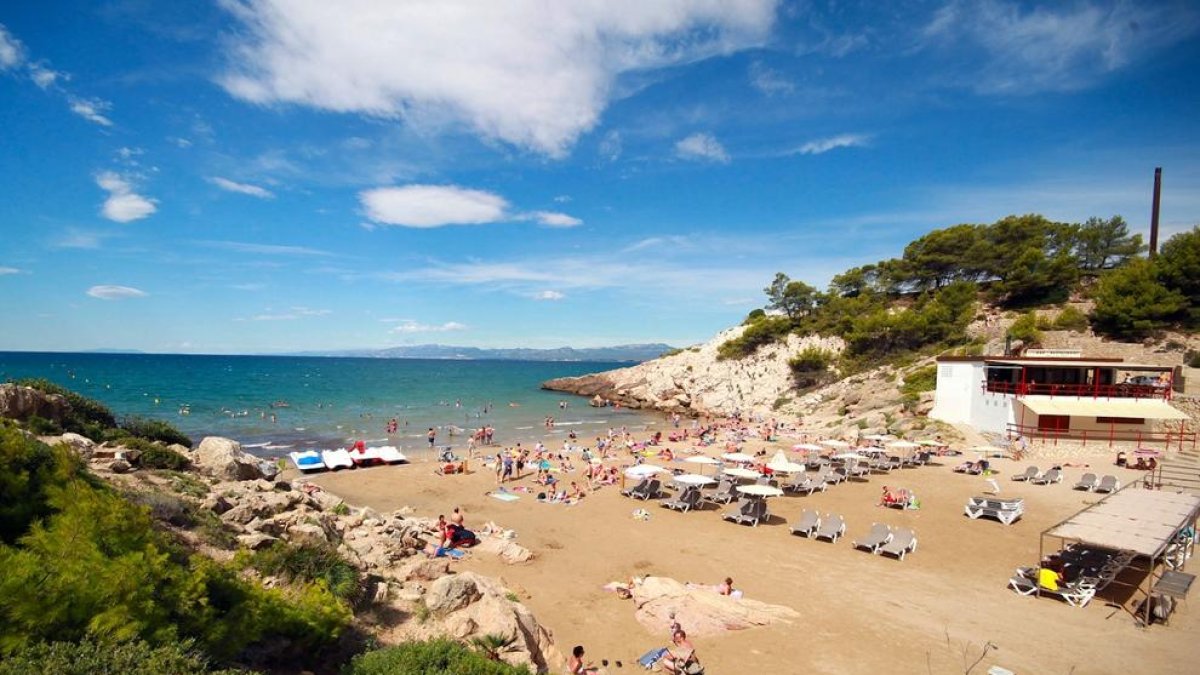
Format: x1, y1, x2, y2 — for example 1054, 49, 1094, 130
630, 576, 799, 637
544, 326, 845, 417
0, 383, 71, 424
194, 436, 277, 481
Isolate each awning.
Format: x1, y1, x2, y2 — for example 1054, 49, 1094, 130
987, 359, 1171, 371
1046, 489, 1200, 557
1019, 397, 1189, 420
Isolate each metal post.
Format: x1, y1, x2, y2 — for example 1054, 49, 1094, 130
1149, 167, 1162, 258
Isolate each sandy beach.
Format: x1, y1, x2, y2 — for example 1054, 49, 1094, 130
297, 435, 1200, 674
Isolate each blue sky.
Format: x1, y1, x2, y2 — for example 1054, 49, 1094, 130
1, 0, 1198, 354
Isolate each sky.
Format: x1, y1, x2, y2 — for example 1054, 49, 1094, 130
1, 0, 1199, 354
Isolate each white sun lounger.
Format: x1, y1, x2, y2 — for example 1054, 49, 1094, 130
813, 514, 846, 543
321, 448, 354, 470
376, 446, 408, 464
289, 450, 327, 473
880, 527, 918, 560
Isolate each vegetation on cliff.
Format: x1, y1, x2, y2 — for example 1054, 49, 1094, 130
721, 217, 1199, 368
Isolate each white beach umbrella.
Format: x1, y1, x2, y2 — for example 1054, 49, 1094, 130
970, 445, 1003, 457
737, 484, 784, 497
674, 473, 717, 486
887, 441, 920, 450
722, 467, 762, 479
916, 439, 943, 447
625, 464, 666, 478
684, 455, 722, 466
832, 451, 865, 460
721, 452, 756, 463
766, 451, 805, 474
862, 434, 893, 442
820, 439, 851, 449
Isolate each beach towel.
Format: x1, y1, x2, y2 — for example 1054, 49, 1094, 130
433, 547, 466, 559
639, 647, 668, 669
490, 492, 520, 502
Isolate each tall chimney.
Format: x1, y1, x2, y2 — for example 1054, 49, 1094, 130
1149, 167, 1162, 257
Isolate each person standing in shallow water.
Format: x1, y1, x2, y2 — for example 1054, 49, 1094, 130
427, 427, 436, 448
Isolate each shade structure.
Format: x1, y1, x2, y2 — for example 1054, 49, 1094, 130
721, 452, 756, 463
674, 473, 717, 486
1019, 396, 1188, 420
832, 451, 865, 460
917, 440, 943, 446
737, 484, 784, 497
722, 467, 762, 479
684, 455, 722, 465
820, 439, 851, 449
887, 441, 920, 450
625, 464, 665, 478
766, 450, 805, 473
793, 443, 824, 452
862, 434, 894, 442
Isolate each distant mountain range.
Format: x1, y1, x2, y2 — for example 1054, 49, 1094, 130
286, 343, 676, 363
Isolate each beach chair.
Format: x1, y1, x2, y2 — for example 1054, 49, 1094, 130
622, 478, 650, 498
880, 527, 918, 560
637, 479, 662, 500
789, 509, 820, 537
1094, 475, 1120, 493
723, 497, 767, 527
813, 513, 846, 543
787, 473, 826, 495
703, 478, 737, 505
662, 486, 703, 512
964, 496, 1024, 525
1007, 569, 1097, 608
848, 462, 871, 480
1073, 473, 1098, 491
1031, 468, 1062, 485
886, 455, 903, 471
1011, 466, 1040, 482
852, 523, 893, 554
826, 467, 848, 485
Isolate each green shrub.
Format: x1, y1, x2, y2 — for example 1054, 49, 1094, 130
346, 639, 533, 675
24, 415, 62, 436
0, 423, 83, 544
788, 347, 835, 389
0, 638, 242, 675
135, 445, 191, 471
716, 317, 793, 360
11, 378, 115, 436
119, 416, 192, 447
128, 490, 196, 527
1052, 306, 1089, 331
165, 471, 210, 498
240, 542, 362, 604
900, 365, 938, 395
1034, 314, 1054, 330
1007, 312, 1041, 345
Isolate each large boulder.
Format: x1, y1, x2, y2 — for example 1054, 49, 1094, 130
0, 384, 72, 424
194, 437, 269, 481
475, 537, 534, 564
629, 576, 799, 637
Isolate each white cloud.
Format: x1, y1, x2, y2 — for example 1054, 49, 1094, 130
0, 24, 24, 69
29, 64, 62, 89
52, 229, 111, 249
791, 133, 870, 155
598, 130, 623, 162
390, 320, 468, 334
920, 0, 1199, 94
534, 290, 565, 301
251, 306, 331, 320
68, 96, 114, 127
748, 61, 793, 95
209, 176, 275, 199
530, 211, 583, 228
0, 266, 21, 275
218, 0, 776, 157
675, 132, 730, 163
361, 184, 509, 228
553, 195, 572, 203
87, 284, 147, 300
197, 240, 333, 256
95, 172, 157, 222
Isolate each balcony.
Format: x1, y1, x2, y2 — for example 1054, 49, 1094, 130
984, 381, 1171, 400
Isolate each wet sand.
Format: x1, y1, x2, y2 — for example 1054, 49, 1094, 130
299, 442, 1200, 674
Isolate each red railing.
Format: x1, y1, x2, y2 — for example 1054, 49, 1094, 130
985, 381, 1170, 400
1005, 422, 1197, 451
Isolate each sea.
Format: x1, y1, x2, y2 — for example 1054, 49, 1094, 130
0, 352, 665, 458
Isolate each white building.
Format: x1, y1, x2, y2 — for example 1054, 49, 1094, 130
930, 354, 1194, 449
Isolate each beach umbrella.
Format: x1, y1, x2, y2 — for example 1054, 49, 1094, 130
862, 434, 893, 442
832, 451, 865, 460
820, 439, 851, 449
766, 451, 805, 474
674, 473, 717, 486
736, 484, 784, 497
887, 441, 920, 452
721, 452, 756, 463
684, 454, 721, 475
916, 440, 943, 447
792, 443, 824, 454
625, 464, 665, 478
970, 445, 1001, 457
722, 467, 762, 479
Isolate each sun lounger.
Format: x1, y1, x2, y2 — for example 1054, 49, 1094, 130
1031, 468, 1062, 485
964, 496, 1024, 525
813, 513, 846, 543
321, 449, 354, 470
847, 463, 871, 480
1008, 569, 1097, 607
662, 486, 703, 512
1011, 466, 1040, 482
789, 509, 820, 537
1073, 473, 1098, 491
703, 478, 737, 504
1094, 475, 1120, 493
376, 446, 407, 464
350, 446, 384, 467
289, 450, 327, 472
624, 478, 661, 500
723, 497, 768, 527
786, 473, 826, 495
826, 467, 848, 484
880, 527, 917, 560
852, 523, 893, 554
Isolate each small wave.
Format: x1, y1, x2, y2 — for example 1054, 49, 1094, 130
514, 426, 533, 430
242, 442, 271, 448
294, 427, 306, 431
263, 443, 294, 450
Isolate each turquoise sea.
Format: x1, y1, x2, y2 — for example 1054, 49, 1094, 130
0, 352, 663, 457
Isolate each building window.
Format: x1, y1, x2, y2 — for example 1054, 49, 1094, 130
1096, 416, 1145, 425
1037, 415, 1070, 432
